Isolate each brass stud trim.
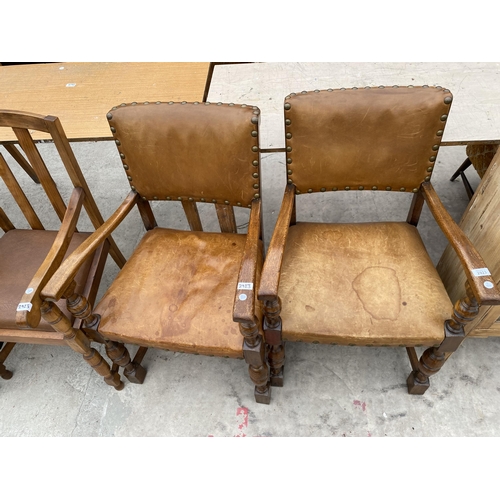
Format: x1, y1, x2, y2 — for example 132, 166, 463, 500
168, 101, 174, 105
131, 186, 136, 191
286, 146, 292, 152
284, 103, 291, 110
287, 158, 292, 164
110, 127, 116, 133
345, 186, 350, 191
287, 169, 292, 175
436, 130, 443, 136
237, 202, 241, 206
425, 176, 431, 181
127, 176, 132, 180
144, 102, 149, 105
320, 187, 326, 192
131, 102, 137, 105
166, 197, 171, 200
427, 167, 433, 172
123, 165, 129, 170
115, 140, 121, 146
120, 103, 126, 107
201, 198, 205, 202
432, 145, 439, 151
412, 188, 419, 193
288, 179, 293, 184
188, 197, 193, 201
178, 197, 182, 201
181, 101, 187, 105
153, 196, 158, 200
253, 183, 259, 189
212, 199, 216, 203
217, 102, 223, 106
254, 193, 260, 199
286, 133, 292, 139
314, 89, 320, 92
308, 189, 313, 193
253, 173, 259, 178
142, 196, 147, 200
400, 187, 405, 192
429, 156, 436, 162
251, 130, 258, 137
285, 119, 291, 125
252, 160, 259, 166
120, 153, 125, 159
352, 87, 358, 90
106, 113, 113, 120
251, 116, 258, 124
358, 186, 364, 190
440, 114, 448, 121
252, 146, 258, 152
156, 101, 161, 105
372, 186, 377, 190
332, 187, 338, 191
229, 103, 234, 106
386, 187, 392, 191
224, 200, 229, 204
444, 96, 452, 104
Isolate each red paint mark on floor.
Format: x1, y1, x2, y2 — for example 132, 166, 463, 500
353, 400, 367, 411
235, 407, 249, 437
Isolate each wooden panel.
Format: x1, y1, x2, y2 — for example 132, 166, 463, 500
0, 62, 211, 143
437, 147, 500, 334
216, 204, 237, 233
181, 200, 203, 232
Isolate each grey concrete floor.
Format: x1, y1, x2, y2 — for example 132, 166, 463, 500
1, 63, 499, 437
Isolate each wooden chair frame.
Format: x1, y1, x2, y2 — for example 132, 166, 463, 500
1, 109, 143, 389
37, 101, 271, 403
257, 88, 500, 395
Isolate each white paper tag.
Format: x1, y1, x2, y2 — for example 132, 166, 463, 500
17, 302, 32, 312
66, 83, 76, 87
239, 294, 248, 301
472, 268, 491, 277
237, 282, 253, 290
484, 281, 494, 289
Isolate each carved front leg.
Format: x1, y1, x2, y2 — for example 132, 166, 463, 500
41, 300, 124, 390
239, 318, 271, 404
63, 281, 147, 384
408, 281, 479, 395
263, 297, 285, 387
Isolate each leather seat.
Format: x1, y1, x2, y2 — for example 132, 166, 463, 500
279, 222, 451, 346
96, 227, 263, 357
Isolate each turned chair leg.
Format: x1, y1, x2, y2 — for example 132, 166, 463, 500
63, 281, 147, 385
263, 297, 285, 387
239, 317, 271, 404
0, 342, 15, 380
407, 281, 479, 395
41, 300, 124, 390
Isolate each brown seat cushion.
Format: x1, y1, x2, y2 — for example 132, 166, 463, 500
95, 227, 263, 358
279, 222, 452, 347
0, 229, 93, 332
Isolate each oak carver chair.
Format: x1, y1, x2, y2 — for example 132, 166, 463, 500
0, 109, 144, 389
41, 101, 271, 403
257, 86, 500, 395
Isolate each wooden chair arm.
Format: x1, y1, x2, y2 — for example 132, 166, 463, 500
16, 187, 85, 328
42, 191, 139, 303
258, 184, 295, 301
233, 198, 262, 323
422, 182, 500, 305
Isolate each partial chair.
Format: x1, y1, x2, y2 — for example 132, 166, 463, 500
258, 86, 500, 395
449, 143, 499, 199
1, 109, 142, 389
41, 101, 270, 403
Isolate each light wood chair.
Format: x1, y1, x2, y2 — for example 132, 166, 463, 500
41, 101, 270, 403
0, 109, 144, 389
258, 86, 500, 395
449, 143, 499, 199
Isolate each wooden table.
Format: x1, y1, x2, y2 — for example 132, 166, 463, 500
207, 62, 500, 151
0, 62, 212, 144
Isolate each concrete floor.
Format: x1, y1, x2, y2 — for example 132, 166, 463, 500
1, 63, 499, 437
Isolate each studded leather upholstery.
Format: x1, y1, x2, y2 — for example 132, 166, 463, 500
284, 86, 453, 193
106, 102, 261, 206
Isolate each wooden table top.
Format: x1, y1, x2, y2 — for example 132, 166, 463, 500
0, 62, 211, 143
207, 62, 500, 149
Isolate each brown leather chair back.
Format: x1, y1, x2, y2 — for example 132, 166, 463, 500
284, 86, 452, 194
106, 102, 261, 207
